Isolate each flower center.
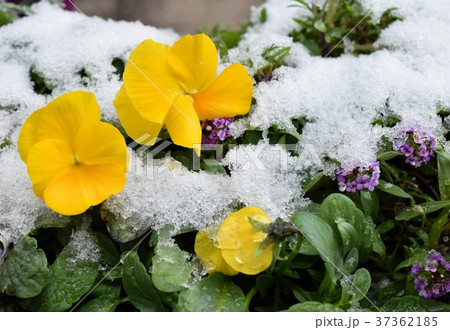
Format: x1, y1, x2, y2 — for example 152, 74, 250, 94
72, 153, 81, 166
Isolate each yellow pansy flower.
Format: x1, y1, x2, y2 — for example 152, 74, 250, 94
18, 91, 128, 216
114, 33, 253, 155
195, 207, 274, 275
194, 231, 238, 276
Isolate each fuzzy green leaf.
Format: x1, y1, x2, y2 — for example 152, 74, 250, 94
151, 244, 194, 293
0, 236, 49, 299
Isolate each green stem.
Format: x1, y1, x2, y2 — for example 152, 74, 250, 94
244, 286, 258, 312
277, 235, 303, 276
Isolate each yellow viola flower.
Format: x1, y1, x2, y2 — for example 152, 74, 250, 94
194, 231, 238, 276
114, 33, 253, 155
18, 91, 128, 216
195, 207, 273, 276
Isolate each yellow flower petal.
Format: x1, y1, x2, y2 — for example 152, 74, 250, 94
164, 95, 202, 156
218, 207, 273, 275
114, 84, 163, 146
43, 162, 126, 216
73, 122, 128, 172
194, 231, 238, 276
18, 91, 101, 162
168, 34, 218, 94
193, 63, 253, 121
123, 39, 183, 124
26, 139, 73, 198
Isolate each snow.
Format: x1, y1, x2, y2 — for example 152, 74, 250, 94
1, 0, 450, 244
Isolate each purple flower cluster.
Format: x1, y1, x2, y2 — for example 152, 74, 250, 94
336, 161, 380, 192
201, 117, 233, 145
411, 250, 450, 299
393, 128, 436, 167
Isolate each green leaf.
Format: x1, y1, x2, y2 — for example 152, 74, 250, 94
93, 232, 120, 265
102, 206, 148, 243
376, 220, 395, 234
201, 159, 227, 175
177, 273, 245, 312
347, 268, 371, 302
395, 200, 450, 221
76, 295, 120, 312
287, 301, 344, 312
383, 296, 450, 312
151, 243, 194, 292
319, 194, 373, 260
377, 151, 402, 161
437, 153, 450, 200
303, 172, 325, 194
337, 222, 358, 255
0, 10, 16, 27
122, 251, 163, 312
292, 211, 343, 282
314, 20, 327, 32
429, 207, 450, 249
343, 248, 359, 274
23, 239, 99, 311
0, 236, 49, 298
256, 274, 275, 297
377, 179, 412, 199
394, 248, 427, 273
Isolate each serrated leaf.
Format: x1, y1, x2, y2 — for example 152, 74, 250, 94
122, 252, 163, 312
23, 240, 99, 311
292, 211, 343, 282
0, 236, 49, 298
151, 243, 194, 292
287, 302, 344, 312
377, 179, 412, 199
177, 273, 245, 312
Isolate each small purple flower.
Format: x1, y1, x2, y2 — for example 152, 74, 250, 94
400, 143, 414, 157
346, 181, 357, 193
432, 283, 445, 298
393, 127, 436, 167
411, 263, 421, 275
441, 260, 450, 272
217, 129, 228, 141
413, 133, 425, 144
336, 161, 380, 192
202, 117, 234, 145
414, 276, 428, 291
429, 250, 444, 262
425, 259, 438, 273
417, 144, 430, 158
406, 156, 421, 167
212, 118, 226, 128
445, 281, 450, 293
419, 288, 433, 298
356, 175, 370, 190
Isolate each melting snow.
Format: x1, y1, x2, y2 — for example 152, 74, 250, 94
1, 0, 449, 244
